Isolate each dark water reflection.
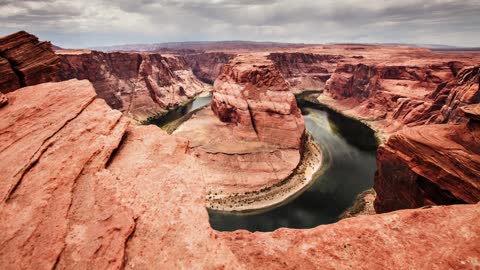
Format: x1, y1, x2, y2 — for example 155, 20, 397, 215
146, 94, 212, 127
208, 107, 377, 232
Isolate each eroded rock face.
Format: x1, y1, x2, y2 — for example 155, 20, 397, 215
211, 54, 305, 149
184, 52, 236, 84
57, 50, 210, 122
0, 31, 60, 93
433, 66, 480, 123
174, 54, 306, 200
268, 52, 342, 92
374, 104, 480, 213
1, 79, 479, 269
0, 93, 7, 107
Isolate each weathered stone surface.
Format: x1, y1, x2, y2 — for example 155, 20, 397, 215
57, 50, 210, 122
0, 79, 479, 269
268, 52, 342, 92
433, 66, 480, 123
374, 104, 480, 213
0, 31, 59, 93
0, 93, 7, 107
0, 80, 131, 269
175, 54, 305, 198
211, 54, 305, 149
184, 52, 236, 84
221, 203, 480, 270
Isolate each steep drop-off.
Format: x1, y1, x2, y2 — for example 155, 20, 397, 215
0, 31, 59, 93
57, 50, 210, 122
268, 52, 342, 92
174, 54, 313, 210
1, 80, 479, 269
184, 52, 235, 84
374, 104, 480, 213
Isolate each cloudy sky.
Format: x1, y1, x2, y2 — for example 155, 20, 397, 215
0, 0, 479, 48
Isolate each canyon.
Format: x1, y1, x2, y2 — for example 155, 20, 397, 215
0, 31, 479, 269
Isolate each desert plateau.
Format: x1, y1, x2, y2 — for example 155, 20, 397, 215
0, 1, 479, 269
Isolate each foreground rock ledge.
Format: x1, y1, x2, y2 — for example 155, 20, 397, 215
0, 80, 479, 269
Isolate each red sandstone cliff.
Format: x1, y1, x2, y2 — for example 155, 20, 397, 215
268, 52, 342, 92
184, 52, 235, 84
57, 50, 210, 121
174, 54, 306, 197
374, 104, 480, 213
211, 54, 305, 149
0, 79, 479, 269
0, 31, 59, 93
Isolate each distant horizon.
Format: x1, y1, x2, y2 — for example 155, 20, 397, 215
2, 1, 479, 48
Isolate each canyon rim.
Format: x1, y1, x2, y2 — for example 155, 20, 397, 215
1, 1, 480, 269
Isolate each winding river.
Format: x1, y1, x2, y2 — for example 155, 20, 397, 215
153, 93, 378, 232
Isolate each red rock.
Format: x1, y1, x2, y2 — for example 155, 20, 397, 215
268, 52, 342, 92
0, 31, 59, 93
184, 52, 235, 84
0, 93, 7, 107
57, 50, 210, 122
374, 104, 480, 213
0, 79, 479, 269
211, 54, 305, 149
175, 54, 306, 198
433, 66, 480, 123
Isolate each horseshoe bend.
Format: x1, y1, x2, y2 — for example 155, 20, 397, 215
0, 28, 479, 269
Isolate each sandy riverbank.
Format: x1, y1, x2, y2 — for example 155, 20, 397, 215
207, 133, 323, 213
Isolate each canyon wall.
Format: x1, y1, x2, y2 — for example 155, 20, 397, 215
0, 79, 479, 269
184, 52, 235, 84
268, 52, 342, 92
57, 50, 210, 122
374, 104, 480, 213
0, 31, 59, 93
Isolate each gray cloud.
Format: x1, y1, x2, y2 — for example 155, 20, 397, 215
0, 0, 479, 48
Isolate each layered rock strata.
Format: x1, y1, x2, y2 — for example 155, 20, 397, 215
57, 50, 210, 122
184, 52, 236, 84
268, 52, 342, 92
211, 54, 305, 149
175, 54, 309, 209
374, 104, 480, 213
1, 79, 479, 269
0, 31, 59, 93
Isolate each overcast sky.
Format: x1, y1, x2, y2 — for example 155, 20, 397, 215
0, 0, 479, 48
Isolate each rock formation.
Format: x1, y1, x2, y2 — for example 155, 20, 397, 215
211, 54, 305, 149
374, 104, 480, 213
433, 66, 480, 123
1, 79, 479, 269
174, 54, 307, 204
0, 93, 7, 107
268, 52, 342, 92
57, 50, 210, 122
184, 52, 235, 84
0, 31, 60, 93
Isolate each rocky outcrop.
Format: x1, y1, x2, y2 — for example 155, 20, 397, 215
57, 50, 210, 122
1, 79, 479, 269
374, 104, 480, 213
268, 52, 342, 92
211, 54, 305, 149
0, 31, 60, 93
315, 47, 480, 134
0, 93, 7, 107
184, 52, 235, 84
432, 66, 480, 123
174, 54, 307, 205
